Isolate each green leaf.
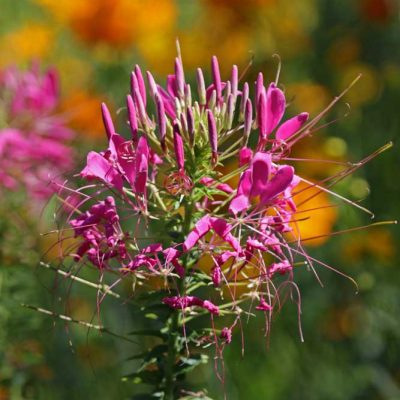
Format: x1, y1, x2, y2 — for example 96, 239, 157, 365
175, 353, 209, 376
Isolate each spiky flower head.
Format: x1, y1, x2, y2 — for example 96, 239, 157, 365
58, 45, 393, 396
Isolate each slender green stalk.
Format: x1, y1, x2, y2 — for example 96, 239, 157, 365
164, 199, 194, 399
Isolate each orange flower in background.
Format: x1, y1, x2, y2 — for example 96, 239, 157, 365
35, 0, 177, 52
61, 90, 108, 139
286, 83, 331, 116
35, 0, 138, 47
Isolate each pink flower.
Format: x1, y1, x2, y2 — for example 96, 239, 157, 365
229, 152, 294, 214
0, 64, 75, 200
163, 296, 219, 315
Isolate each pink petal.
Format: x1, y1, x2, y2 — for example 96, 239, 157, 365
199, 177, 233, 194
183, 215, 212, 251
211, 218, 241, 252
239, 147, 253, 167
229, 194, 250, 215
81, 151, 123, 191
237, 169, 252, 196
265, 85, 286, 134
250, 152, 271, 197
257, 88, 267, 140
260, 165, 294, 205
166, 74, 177, 98
134, 137, 149, 195
275, 112, 309, 141
134, 65, 147, 107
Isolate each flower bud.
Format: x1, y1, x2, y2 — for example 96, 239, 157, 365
225, 94, 235, 130
175, 57, 185, 98
186, 107, 195, 147
146, 71, 158, 99
243, 98, 253, 146
133, 88, 148, 129
134, 65, 146, 107
239, 82, 249, 121
231, 65, 238, 100
101, 102, 115, 139
211, 55, 222, 101
207, 110, 218, 165
196, 68, 206, 106
155, 93, 166, 152
126, 95, 138, 143
173, 121, 184, 171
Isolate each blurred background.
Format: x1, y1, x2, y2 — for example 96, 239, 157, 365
0, 0, 399, 399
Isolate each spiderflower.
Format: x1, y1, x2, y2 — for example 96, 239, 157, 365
57, 46, 392, 399
0, 63, 74, 200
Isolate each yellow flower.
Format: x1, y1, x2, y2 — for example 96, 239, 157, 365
340, 63, 380, 106
290, 181, 338, 247
0, 23, 54, 67
286, 83, 331, 116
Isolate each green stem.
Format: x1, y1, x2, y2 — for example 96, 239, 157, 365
164, 199, 194, 400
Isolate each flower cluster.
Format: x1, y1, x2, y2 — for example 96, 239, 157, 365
71, 52, 313, 313
0, 63, 74, 199
54, 45, 393, 397
63, 48, 376, 364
